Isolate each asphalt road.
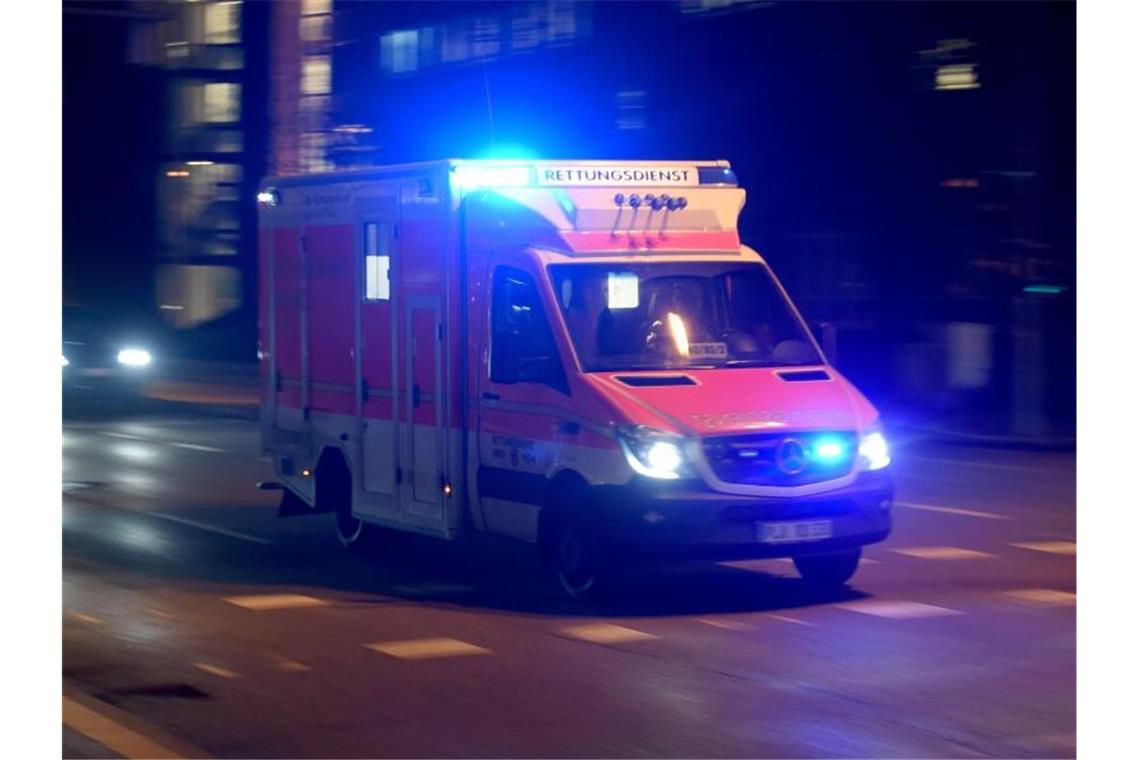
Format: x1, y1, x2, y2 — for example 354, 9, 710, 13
62, 403, 1075, 759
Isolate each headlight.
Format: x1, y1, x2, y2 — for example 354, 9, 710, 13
117, 348, 152, 367
616, 425, 690, 480
62, 355, 69, 367
858, 431, 891, 471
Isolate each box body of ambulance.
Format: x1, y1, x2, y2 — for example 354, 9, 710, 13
258, 159, 892, 594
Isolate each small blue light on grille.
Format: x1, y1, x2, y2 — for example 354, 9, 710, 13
814, 439, 846, 461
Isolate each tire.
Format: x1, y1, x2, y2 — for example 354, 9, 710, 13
316, 452, 368, 549
552, 509, 614, 600
794, 548, 862, 586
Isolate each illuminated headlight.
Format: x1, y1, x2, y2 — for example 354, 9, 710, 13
858, 431, 891, 471
62, 355, 69, 368
617, 425, 690, 480
117, 348, 152, 367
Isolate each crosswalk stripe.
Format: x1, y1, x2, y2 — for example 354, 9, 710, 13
561, 623, 658, 644
366, 638, 491, 660
224, 594, 328, 611
839, 600, 962, 619
892, 546, 996, 560
1011, 541, 1076, 555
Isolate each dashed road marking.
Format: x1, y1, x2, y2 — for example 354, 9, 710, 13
1006, 588, 1076, 605
895, 501, 1010, 520
224, 594, 328, 611
63, 695, 186, 759
766, 613, 815, 626
193, 662, 241, 679
366, 637, 491, 660
892, 546, 997, 560
1012, 540, 1076, 555
66, 612, 102, 625
697, 617, 754, 631
168, 442, 226, 453
561, 623, 658, 644
274, 659, 313, 673
839, 600, 962, 619
150, 513, 275, 545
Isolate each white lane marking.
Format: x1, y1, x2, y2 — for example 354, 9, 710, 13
274, 659, 313, 673
765, 613, 815, 626
1005, 588, 1076, 605
895, 501, 1010, 520
697, 617, 754, 631
1012, 540, 1076, 555
909, 455, 1056, 474
168, 442, 226, 453
150, 513, 275, 545
892, 546, 997, 560
561, 623, 658, 644
366, 638, 491, 660
63, 695, 186, 759
839, 600, 962, 619
66, 612, 102, 625
101, 431, 144, 440
193, 662, 241, 679
224, 594, 328, 611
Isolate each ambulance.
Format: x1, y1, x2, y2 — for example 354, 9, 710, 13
257, 159, 893, 597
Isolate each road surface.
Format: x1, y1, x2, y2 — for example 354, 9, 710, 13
63, 404, 1075, 758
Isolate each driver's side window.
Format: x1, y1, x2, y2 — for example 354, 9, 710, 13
490, 266, 566, 391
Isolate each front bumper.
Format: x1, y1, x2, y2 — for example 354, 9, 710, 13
594, 470, 893, 561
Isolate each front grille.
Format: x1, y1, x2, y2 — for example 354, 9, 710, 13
702, 431, 857, 487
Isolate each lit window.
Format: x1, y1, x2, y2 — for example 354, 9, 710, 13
301, 0, 331, 16
364, 222, 391, 301
202, 82, 240, 123
204, 1, 241, 44
301, 55, 331, 95
300, 15, 331, 41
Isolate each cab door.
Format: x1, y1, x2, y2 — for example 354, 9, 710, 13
476, 259, 572, 542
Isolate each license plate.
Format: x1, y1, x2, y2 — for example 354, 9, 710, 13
757, 520, 833, 544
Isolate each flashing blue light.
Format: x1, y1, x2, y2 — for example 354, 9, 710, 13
813, 439, 846, 461
452, 164, 535, 191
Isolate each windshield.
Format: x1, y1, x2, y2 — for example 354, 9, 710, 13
549, 260, 823, 372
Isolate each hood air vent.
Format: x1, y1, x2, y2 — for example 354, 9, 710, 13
614, 375, 697, 387
776, 369, 832, 382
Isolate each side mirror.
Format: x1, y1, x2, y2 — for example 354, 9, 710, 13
817, 322, 838, 365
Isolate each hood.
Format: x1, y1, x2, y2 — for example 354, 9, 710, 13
587, 366, 879, 437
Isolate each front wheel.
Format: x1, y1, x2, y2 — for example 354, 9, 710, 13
553, 511, 612, 600
794, 548, 862, 586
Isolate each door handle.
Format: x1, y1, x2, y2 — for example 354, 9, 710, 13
482, 391, 500, 401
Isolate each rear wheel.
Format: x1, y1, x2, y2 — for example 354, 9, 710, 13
316, 451, 368, 549
794, 548, 862, 586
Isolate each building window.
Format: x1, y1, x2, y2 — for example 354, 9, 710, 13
202, 82, 240, 123
301, 0, 332, 16
300, 14, 331, 41
203, 1, 241, 45
380, 30, 420, 74
364, 223, 392, 301
301, 55, 331, 95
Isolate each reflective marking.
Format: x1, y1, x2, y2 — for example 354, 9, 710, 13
193, 663, 240, 679
1012, 540, 1076, 555
101, 431, 143, 440
895, 501, 1010, 520
892, 546, 996, 560
224, 594, 328, 611
63, 695, 185, 759
275, 659, 313, 672
561, 624, 658, 644
839, 600, 962, 618
766, 613, 814, 626
365, 638, 491, 660
697, 617, 753, 631
1006, 589, 1076, 605
169, 442, 225, 453
67, 612, 102, 625
150, 513, 274, 545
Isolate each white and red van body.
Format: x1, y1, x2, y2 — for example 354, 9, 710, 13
258, 159, 893, 592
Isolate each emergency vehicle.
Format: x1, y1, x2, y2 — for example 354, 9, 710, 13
257, 159, 893, 597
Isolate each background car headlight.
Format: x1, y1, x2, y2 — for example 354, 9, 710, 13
62, 355, 69, 367
117, 348, 152, 367
858, 430, 891, 470
616, 426, 690, 480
